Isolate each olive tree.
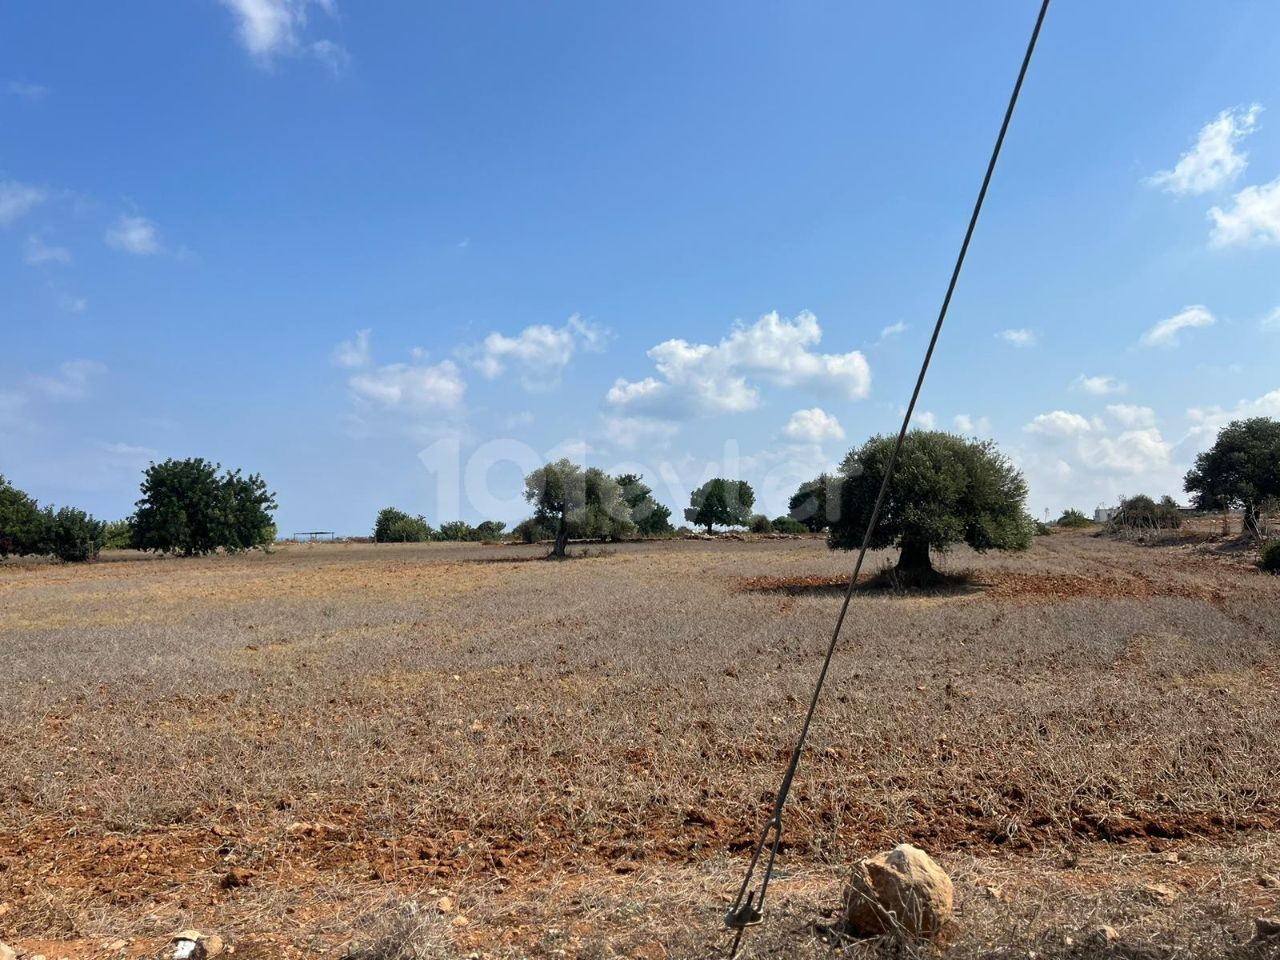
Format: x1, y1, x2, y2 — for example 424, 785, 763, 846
828, 431, 1032, 575
524, 459, 633, 558
1184, 417, 1280, 536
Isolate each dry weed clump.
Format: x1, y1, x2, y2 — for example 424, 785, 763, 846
1, 532, 1278, 956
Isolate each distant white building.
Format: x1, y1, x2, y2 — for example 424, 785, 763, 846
1094, 506, 1120, 523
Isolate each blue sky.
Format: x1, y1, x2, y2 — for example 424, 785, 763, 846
3, 1, 1279, 535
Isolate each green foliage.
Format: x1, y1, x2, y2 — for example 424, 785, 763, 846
373, 507, 433, 543
615, 473, 673, 536
1055, 508, 1093, 528
132, 458, 278, 556
1109, 494, 1182, 531
513, 517, 554, 544
770, 515, 808, 535
473, 520, 507, 541
828, 431, 1031, 572
524, 459, 634, 556
102, 520, 135, 550
1185, 417, 1280, 534
0, 473, 43, 558
788, 473, 838, 532
1260, 539, 1280, 574
436, 520, 475, 542
1033, 519, 1053, 536
683, 478, 755, 533
38, 506, 106, 562
748, 514, 773, 534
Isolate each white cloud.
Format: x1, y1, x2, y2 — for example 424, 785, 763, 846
915, 410, 937, 430
1148, 104, 1262, 195
1106, 404, 1156, 428
997, 328, 1037, 348
1209, 176, 1280, 247
105, 214, 162, 255
1073, 374, 1126, 396
783, 407, 845, 443
1185, 389, 1280, 450
1262, 307, 1280, 332
0, 181, 46, 227
220, 0, 347, 68
1081, 428, 1172, 474
1140, 305, 1215, 347
333, 328, 371, 368
951, 414, 992, 435
6, 81, 48, 102
28, 360, 107, 401
877, 321, 907, 342
1024, 410, 1093, 438
472, 314, 605, 389
349, 360, 464, 411
24, 233, 70, 265
600, 415, 681, 451
607, 310, 871, 419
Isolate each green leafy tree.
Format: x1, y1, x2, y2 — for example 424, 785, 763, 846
0, 473, 43, 558
771, 515, 808, 535
131, 458, 277, 556
828, 431, 1032, 575
748, 514, 773, 534
615, 473, 673, 536
38, 506, 106, 562
102, 520, 135, 550
473, 520, 507, 541
788, 473, 838, 532
1184, 417, 1280, 536
1055, 508, 1093, 528
373, 507, 433, 542
513, 516, 554, 544
524, 459, 633, 558
436, 520, 476, 542
683, 478, 755, 533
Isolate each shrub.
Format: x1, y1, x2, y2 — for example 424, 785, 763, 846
1056, 508, 1092, 528
1033, 519, 1053, 536
473, 520, 507, 541
771, 516, 808, 535
1109, 494, 1182, 531
748, 514, 773, 534
435, 520, 475, 542
38, 506, 106, 562
513, 517, 554, 544
1260, 540, 1280, 574
373, 508, 433, 543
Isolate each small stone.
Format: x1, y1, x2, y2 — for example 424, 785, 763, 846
452, 914, 470, 927
1141, 882, 1179, 906
0, 940, 16, 960
437, 896, 454, 913
982, 883, 1003, 900
221, 867, 254, 889
844, 843, 953, 938
1090, 925, 1120, 944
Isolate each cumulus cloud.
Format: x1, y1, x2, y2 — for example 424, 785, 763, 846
1106, 404, 1156, 428
333, 328, 371, 368
0, 180, 46, 228
471, 314, 605, 389
915, 410, 937, 430
606, 310, 870, 420
952, 413, 992, 435
1209, 176, 1280, 247
997, 328, 1037, 348
1185, 389, 1280, 450
220, 0, 348, 69
24, 233, 70, 265
349, 360, 465, 411
1140, 305, 1215, 347
1148, 104, 1262, 195
783, 407, 845, 443
1024, 410, 1093, 438
1073, 374, 1126, 396
105, 214, 162, 255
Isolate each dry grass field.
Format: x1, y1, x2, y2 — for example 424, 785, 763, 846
2, 531, 1279, 959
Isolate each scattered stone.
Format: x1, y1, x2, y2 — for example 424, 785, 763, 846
1255, 917, 1280, 942
452, 914, 470, 928
0, 940, 16, 960
437, 896, 455, 913
844, 843, 954, 938
1259, 874, 1280, 889
1141, 882, 1179, 906
982, 883, 1003, 900
171, 930, 223, 959
1090, 925, 1120, 945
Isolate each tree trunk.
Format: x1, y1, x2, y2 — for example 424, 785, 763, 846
1243, 501, 1261, 539
896, 537, 933, 574
549, 513, 569, 559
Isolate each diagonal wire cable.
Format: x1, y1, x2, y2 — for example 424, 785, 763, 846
722, 1, 1052, 954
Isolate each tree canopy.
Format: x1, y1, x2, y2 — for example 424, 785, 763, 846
1, 474, 107, 562
828, 431, 1032, 573
373, 507, 433, 542
615, 473, 673, 536
788, 473, 838, 532
524, 459, 633, 557
1184, 417, 1280, 535
683, 478, 755, 533
131, 458, 277, 556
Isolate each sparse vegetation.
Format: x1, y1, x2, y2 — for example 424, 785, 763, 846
829, 431, 1032, 575
1108, 494, 1183, 531
1260, 538, 1280, 573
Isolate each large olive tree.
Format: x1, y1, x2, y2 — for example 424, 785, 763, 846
828, 431, 1032, 575
523, 459, 633, 558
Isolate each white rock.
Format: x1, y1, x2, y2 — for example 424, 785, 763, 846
844, 843, 954, 938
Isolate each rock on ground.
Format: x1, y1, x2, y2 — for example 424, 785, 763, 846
844, 843, 954, 938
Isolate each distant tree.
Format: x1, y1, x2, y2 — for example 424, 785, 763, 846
473, 520, 507, 541
748, 514, 773, 534
38, 506, 106, 562
1109, 494, 1182, 531
436, 520, 475, 542
101, 519, 135, 550
683, 478, 755, 533
131, 458, 277, 556
373, 507, 433, 543
1184, 417, 1280, 536
615, 473, 673, 536
771, 515, 808, 535
513, 516, 554, 544
1055, 508, 1093, 528
788, 473, 838, 532
524, 459, 633, 558
0, 473, 43, 558
828, 431, 1032, 576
